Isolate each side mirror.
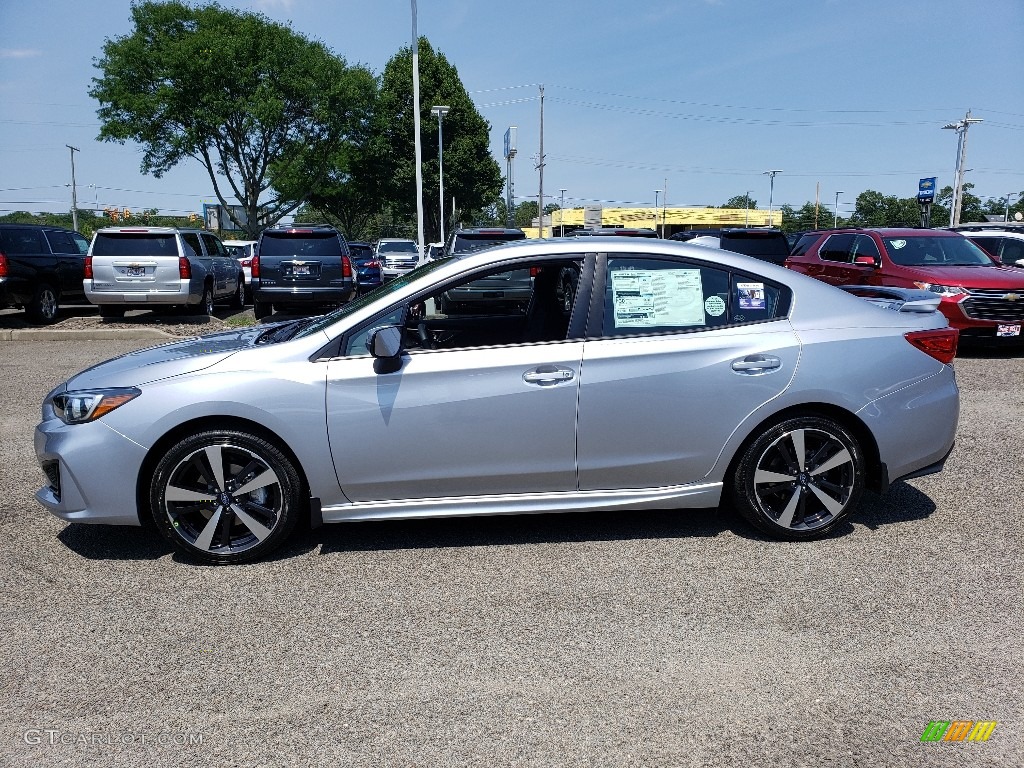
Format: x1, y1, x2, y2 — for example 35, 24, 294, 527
853, 255, 878, 267
367, 325, 403, 358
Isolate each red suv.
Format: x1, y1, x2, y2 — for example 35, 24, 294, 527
787, 228, 1024, 341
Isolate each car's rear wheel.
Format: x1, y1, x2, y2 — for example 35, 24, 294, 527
730, 415, 864, 540
98, 305, 126, 319
253, 299, 273, 320
27, 283, 59, 324
200, 284, 214, 316
149, 430, 302, 564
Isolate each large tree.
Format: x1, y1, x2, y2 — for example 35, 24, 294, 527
847, 190, 924, 228
721, 193, 757, 210
368, 38, 502, 243
89, 1, 375, 238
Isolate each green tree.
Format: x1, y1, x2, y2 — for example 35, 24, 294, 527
935, 183, 985, 225
848, 190, 923, 228
370, 38, 502, 243
89, 1, 375, 238
722, 193, 757, 210
777, 202, 839, 233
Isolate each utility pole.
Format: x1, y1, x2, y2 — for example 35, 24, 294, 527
1005, 192, 1018, 223
942, 110, 982, 226
536, 85, 545, 237
653, 190, 661, 234
66, 144, 80, 231
834, 191, 844, 229
662, 177, 668, 237
814, 182, 820, 230
431, 105, 450, 244
559, 188, 566, 236
745, 189, 753, 227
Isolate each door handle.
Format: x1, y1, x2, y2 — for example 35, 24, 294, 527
523, 365, 575, 386
731, 355, 782, 374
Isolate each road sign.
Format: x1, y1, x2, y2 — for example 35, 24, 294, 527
918, 177, 937, 204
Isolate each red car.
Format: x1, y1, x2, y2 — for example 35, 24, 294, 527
787, 228, 1024, 341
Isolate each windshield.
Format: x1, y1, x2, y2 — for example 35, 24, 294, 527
377, 241, 418, 253
451, 235, 523, 255
349, 245, 374, 260
883, 235, 995, 267
294, 257, 452, 339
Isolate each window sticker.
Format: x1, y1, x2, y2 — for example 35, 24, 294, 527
704, 295, 726, 317
737, 281, 766, 310
610, 268, 705, 328
889, 239, 907, 249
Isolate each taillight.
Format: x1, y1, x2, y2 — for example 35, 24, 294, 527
83, 255, 92, 279
239, 258, 252, 268
0, 252, 8, 278
251, 255, 260, 278
905, 328, 959, 365
529, 266, 540, 277
178, 257, 191, 279
366, 260, 380, 268
342, 255, 352, 278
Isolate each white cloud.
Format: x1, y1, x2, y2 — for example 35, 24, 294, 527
0, 49, 42, 59
254, 0, 295, 11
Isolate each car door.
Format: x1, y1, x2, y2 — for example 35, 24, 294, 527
324, 257, 585, 502
575, 254, 799, 491
814, 233, 856, 284
200, 233, 231, 297
43, 229, 86, 299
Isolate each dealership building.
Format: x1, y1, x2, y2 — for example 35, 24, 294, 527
523, 205, 780, 238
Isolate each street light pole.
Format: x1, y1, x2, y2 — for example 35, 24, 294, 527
559, 188, 566, 236
410, 1, 425, 259
66, 144, 80, 232
834, 191, 844, 229
745, 190, 753, 226
763, 170, 782, 227
653, 190, 661, 235
1006, 192, 1018, 223
942, 110, 982, 226
431, 105, 450, 245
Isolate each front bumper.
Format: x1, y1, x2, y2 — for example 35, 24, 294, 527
34, 415, 147, 526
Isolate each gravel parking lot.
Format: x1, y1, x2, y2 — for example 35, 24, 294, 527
1, 337, 1021, 767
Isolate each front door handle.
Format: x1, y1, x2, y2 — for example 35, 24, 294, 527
523, 365, 575, 386
731, 354, 782, 374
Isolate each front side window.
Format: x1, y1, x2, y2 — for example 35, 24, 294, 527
852, 235, 881, 261
601, 257, 786, 338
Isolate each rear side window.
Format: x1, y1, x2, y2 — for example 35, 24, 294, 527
0, 228, 46, 254
789, 233, 820, 258
201, 233, 228, 257
44, 230, 80, 254
967, 236, 1001, 258
261, 232, 341, 258
819, 234, 855, 263
601, 256, 788, 337
181, 233, 202, 257
91, 234, 178, 257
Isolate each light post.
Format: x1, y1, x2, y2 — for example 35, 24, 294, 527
763, 170, 782, 227
431, 105, 450, 244
653, 190, 661, 235
410, 1, 425, 258
66, 145, 80, 232
1006, 192, 1018, 223
942, 111, 982, 226
559, 188, 566, 236
744, 190, 753, 226
834, 191, 844, 229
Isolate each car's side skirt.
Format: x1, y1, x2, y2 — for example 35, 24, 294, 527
321, 482, 723, 523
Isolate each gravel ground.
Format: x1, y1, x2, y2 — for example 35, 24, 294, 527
0, 339, 1021, 767
0, 305, 254, 338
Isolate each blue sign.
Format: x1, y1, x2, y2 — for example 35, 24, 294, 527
918, 177, 937, 204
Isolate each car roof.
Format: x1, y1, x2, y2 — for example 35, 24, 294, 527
453, 228, 525, 235
95, 226, 203, 234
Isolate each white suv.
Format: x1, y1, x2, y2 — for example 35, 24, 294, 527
950, 224, 1024, 267
375, 238, 420, 280
84, 227, 245, 317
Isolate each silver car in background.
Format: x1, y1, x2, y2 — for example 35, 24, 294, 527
36, 239, 959, 564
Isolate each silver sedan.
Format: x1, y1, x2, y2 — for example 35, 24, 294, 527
35, 239, 960, 563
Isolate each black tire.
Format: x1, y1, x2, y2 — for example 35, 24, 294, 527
253, 299, 273, 320
200, 284, 214, 316
230, 276, 245, 309
149, 430, 303, 564
26, 283, 59, 324
730, 415, 864, 540
98, 305, 126, 319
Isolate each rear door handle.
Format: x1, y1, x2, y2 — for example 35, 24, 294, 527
731, 354, 782, 374
523, 365, 575, 386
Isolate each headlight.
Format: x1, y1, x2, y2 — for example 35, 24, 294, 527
51, 387, 141, 424
913, 282, 966, 297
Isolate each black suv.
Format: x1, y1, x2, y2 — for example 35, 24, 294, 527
252, 224, 357, 319
0, 223, 90, 323
671, 228, 791, 265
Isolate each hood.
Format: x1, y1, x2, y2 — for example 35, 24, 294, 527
66, 326, 267, 390
898, 263, 1024, 289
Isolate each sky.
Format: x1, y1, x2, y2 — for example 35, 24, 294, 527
1, 0, 1022, 222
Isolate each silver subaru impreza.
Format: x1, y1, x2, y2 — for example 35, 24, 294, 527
36, 238, 960, 563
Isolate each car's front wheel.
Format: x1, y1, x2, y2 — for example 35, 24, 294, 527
730, 415, 864, 540
149, 430, 303, 564
253, 299, 273, 320
230, 276, 245, 309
